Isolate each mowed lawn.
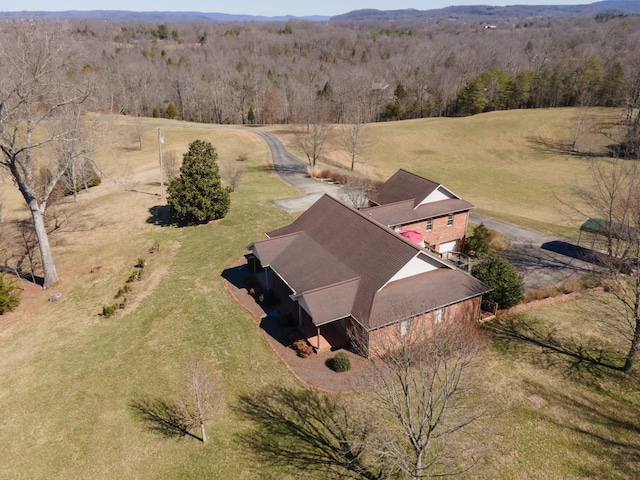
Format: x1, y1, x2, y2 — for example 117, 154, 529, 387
0, 112, 638, 479
272, 107, 617, 239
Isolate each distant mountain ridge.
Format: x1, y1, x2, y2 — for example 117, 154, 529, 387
0, 1, 638, 23
332, 1, 640, 22
0, 10, 330, 22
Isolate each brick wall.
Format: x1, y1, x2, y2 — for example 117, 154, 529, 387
366, 296, 481, 357
401, 211, 469, 252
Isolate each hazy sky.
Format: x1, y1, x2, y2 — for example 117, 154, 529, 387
1, 1, 591, 17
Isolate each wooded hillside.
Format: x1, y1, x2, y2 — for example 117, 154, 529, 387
3, 14, 640, 128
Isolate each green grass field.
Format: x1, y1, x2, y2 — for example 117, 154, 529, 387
272, 107, 617, 239
0, 111, 638, 479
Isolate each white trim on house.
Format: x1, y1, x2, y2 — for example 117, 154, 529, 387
384, 252, 442, 286
417, 185, 456, 206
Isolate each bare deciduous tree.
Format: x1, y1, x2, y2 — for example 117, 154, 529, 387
340, 176, 375, 209
175, 356, 222, 443
292, 112, 332, 169
219, 159, 246, 192
357, 316, 490, 479
53, 108, 97, 203
162, 150, 181, 184
130, 124, 144, 151
0, 22, 91, 288
340, 108, 370, 171
575, 157, 640, 373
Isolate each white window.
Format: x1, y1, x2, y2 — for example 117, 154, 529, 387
400, 319, 410, 336
426, 218, 433, 231
447, 214, 454, 226
435, 308, 444, 323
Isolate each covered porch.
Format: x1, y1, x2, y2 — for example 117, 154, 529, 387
253, 262, 351, 354
298, 314, 351, 354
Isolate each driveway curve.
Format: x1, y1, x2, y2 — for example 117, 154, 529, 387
250, 129, 342, 213
111, 118, 597, 291
254, 128, 598, 291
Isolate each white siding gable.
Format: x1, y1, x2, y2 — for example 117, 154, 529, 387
386, 253, 442, 284
417, 186, 456, 206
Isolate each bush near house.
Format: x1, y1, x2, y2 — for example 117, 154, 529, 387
465, 223, 493, 257
471, 254, 524, 309
330, 352, 351, 372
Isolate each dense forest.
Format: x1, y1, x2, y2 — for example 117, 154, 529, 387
3, 14, 640, 130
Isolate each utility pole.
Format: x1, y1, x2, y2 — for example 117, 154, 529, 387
158, 128, 165, 197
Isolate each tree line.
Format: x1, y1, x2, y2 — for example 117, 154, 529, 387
53, 14, 639, 126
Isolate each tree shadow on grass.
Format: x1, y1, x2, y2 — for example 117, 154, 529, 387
485, 314, 623, 378
129, 396, 202, 441
235, 385, 384, 480
526, 136, 607, 158
146, 205, 176, 227
521, 378, 640, 478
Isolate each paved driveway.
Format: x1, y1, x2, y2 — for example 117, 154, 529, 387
250, 129, 342, 213
470, 213, 599, 291
254, 128, 599, 291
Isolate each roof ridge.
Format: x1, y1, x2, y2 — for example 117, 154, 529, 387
361, 198, 415, 211
300, 276, 361, 295
397, 167, 440, 185
322, 194, 424, 252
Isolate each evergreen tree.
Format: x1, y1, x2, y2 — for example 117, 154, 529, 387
466, 223, 492, 256
471, 255, 524, 309
167, 140, 230, 225
165, 102, 178, 119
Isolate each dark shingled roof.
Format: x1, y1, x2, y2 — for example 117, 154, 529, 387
369, 168, 441, 207
369, 269, 492, 329
251, 195, 490, 330
362, 198, 475, 227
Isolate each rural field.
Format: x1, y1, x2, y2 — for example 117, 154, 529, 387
0, 109, 638, 479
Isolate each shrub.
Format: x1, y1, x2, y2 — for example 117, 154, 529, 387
307, 166, 321, 178
258, 290, 276, 307
0, 273, 21, 314
293, 339, 314, 358
331, 352, 351, 372
471, 254, 525, 309
465, 223, 492, 257
115, 284, 132, 298
135, 258, 146, 269
329, 171, 347, 184
126, 270, 142, 283
285, 327, 303, 344
102, 303, 118, 317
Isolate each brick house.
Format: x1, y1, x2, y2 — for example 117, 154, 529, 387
249, 194, 491, 357
363, 169, 474, 254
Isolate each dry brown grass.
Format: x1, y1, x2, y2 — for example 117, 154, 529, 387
267, 107, 620, 239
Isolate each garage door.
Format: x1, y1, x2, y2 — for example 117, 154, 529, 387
439, 240, 457, 253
